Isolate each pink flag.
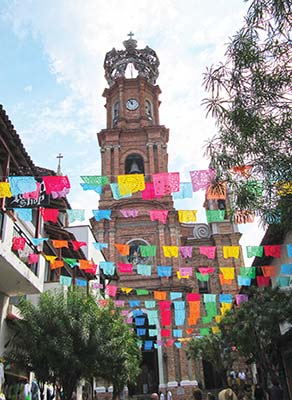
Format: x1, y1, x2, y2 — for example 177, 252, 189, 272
23, 182, 41, 199
105, 285, 118, 297
118, 263, 133, 273
51, 188, 70, 199
199, 246, 216, 259
256, 276, 270, 287
165, 339, 175, 347
91, 282, 103, 289
40, 208, 59, 223
264, 245, 281, 258
149, 210, 169, 224
42, 175, 70, 194
161, 329, 171, 337
98, 299, 110, 307
71, 241, 87, 251
190, 169, 216, 192
120, 209, 139, 218
159, 301, 171, 310
187, 293, 200, 302
235, 294, 248, 305
12, 237, 26, 251
141, 182, 161, 200
153, 172, 180, 196
28, 253, 39, 264
161, 309, 172, 326
114, 300, 125, 307
179, 246, 193, 258
179, 267, 193, 276
85, 264, 97, 274
198, 267, 215, 275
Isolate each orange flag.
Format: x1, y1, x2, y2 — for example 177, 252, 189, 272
115, 243, 130, 256
261, 265, 277, 277
154, 291, 167, 301
206, 182, 227, 200
79, 260, 91, 270
52, 240, 68, 249
50, 260, 64, 269
219, 274, 233, 285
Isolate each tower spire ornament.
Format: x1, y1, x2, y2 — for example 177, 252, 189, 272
56, 153, 63, 176
127, 31, 134, 40
104, 34, 159, 86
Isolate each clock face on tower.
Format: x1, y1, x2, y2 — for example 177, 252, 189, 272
126, 98, 139, 111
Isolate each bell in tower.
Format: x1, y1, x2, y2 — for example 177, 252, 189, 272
125, 154, 144, 174
128, 160, 140, 174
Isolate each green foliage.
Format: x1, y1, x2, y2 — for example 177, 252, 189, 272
93, 303, 141, 397
5, 289, 141, 400
219, 286, 292, 386
186, 332, 233, 382
203, 0, 292, 227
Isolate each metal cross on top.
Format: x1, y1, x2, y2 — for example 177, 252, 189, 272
56, 153, 63, 176
128, 31, 134, 40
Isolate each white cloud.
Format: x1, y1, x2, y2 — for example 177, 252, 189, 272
24, 85, 32, 92
2, 0, 264, 243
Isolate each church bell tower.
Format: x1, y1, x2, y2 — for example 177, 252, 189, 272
92, 34, 243, 398
92, 33, 186, 395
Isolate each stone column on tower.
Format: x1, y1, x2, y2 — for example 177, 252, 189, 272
147, 143, 155, 176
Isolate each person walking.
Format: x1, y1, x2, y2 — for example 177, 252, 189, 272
218, 388, 238, 400
192, 388, 203, 400
254, 384, 265, 400
268, 380, 283, 400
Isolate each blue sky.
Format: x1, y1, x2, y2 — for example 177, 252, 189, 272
0, 0, 263, 259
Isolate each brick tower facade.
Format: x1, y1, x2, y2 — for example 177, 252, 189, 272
91, 35, 243, 399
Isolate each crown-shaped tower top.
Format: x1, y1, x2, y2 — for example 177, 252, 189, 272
103, 32, 160, 87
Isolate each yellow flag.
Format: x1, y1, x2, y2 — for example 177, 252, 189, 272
117, 174, 145, 196
220, 267, 235, 280
212, 326, 220, 334
220, 303, 232, 315
223, 246, 240, 259
0, 182, 12, 198
163, 246, 179, 258
178, 210, 197, 223
121, 287, 133, 294
45, 255, 57, 264
177, 271, 190, 279
275, 181, 292, 196
215, 315, 223, 323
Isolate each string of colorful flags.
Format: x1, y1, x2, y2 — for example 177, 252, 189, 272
4, 172, 291, 348
1, 170, 288, 200
12, 235, 292, 289
12, 206, 225, 225
0, 170, 292, 224
11, 235, 292, 262
61, 279, 247, 348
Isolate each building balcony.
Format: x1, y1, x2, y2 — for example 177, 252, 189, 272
0, 211, 45, 296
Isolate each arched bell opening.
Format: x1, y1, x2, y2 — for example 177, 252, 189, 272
125, 154, 145, 175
